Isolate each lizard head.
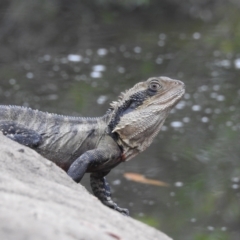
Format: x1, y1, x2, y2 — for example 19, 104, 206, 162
108, 76, 185, 160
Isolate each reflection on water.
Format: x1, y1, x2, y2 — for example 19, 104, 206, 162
0, 1, 240, 240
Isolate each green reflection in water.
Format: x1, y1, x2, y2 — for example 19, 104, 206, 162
136, 216, 160, 228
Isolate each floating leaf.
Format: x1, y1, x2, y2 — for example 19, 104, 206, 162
123, 172, 169, 187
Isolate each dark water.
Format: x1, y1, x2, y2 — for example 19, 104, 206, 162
0, 1, 239, 240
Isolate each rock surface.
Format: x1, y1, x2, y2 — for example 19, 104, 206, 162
0, 133, 172, 240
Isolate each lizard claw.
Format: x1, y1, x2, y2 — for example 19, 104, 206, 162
103, 200, 129, 216
119, 208, 130, 216
114, 205, 129, 216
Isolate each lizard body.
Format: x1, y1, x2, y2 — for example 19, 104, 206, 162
0, 76, 185, 215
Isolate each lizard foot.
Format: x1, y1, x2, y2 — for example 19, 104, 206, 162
103, 200, 129, 216
115, 206, 129, 216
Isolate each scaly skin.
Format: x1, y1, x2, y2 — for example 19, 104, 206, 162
0, 76, 185, 215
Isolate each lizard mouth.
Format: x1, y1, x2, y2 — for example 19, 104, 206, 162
175, 87, 185, 99
154, 86, 185, 108
171, 86, 185, 102
172, 88, 185, 105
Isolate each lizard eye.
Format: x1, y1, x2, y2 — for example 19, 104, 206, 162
149, 82, 161, 92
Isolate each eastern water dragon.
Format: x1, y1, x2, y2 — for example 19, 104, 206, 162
0, 76, 185, 215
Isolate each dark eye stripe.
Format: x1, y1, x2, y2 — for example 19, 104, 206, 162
108, 90, 148, 132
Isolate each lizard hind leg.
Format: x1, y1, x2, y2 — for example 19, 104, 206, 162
0, 121, 42, 148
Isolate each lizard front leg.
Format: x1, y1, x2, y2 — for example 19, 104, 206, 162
67, 148, 119, 182
90, 172, 129, 216
67, 149, 102, 183
67, 148, 129, 215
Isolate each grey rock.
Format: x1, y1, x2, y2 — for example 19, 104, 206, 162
0, 133, 172, 240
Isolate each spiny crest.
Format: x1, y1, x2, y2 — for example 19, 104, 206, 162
0, 105, 98, 122
109, 81, 145, 110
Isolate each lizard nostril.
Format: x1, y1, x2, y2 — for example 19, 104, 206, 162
176, 80, 184, 86
174, 81, 180, 85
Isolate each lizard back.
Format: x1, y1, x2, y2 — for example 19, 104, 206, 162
0, 105, 106, 170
